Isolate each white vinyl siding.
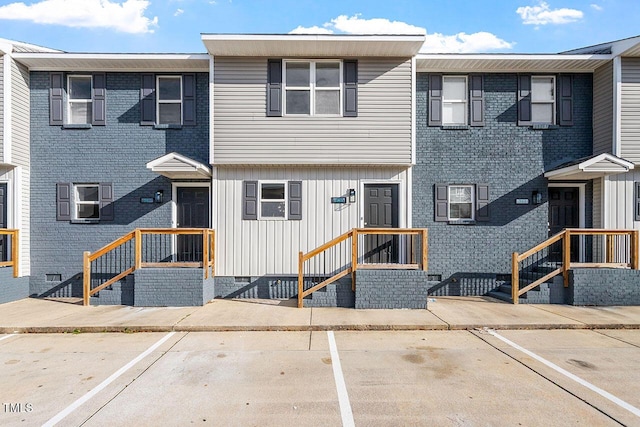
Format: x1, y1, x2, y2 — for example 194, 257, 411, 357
603, 171, 639, 229
10, 59, 30, 275
593, 177, 602, 229
620, 58, 640, 163
0, 54, 4, 159
214, 166, 409, 276
593, 61, 614, 156
213, 57, 413, 165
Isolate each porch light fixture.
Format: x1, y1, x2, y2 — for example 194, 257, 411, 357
532, 190, 542, 205
155, 190, 164, 203
348, 189, 356, 203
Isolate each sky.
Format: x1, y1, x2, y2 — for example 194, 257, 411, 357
0, 0, 638, 54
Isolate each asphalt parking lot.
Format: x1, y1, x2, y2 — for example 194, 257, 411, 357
1, 329, 639, 426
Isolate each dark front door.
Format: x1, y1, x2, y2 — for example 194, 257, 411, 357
177, 187, 209, 262
548, 187, 579, 261
0, 184, 6, 261
363, 184, 399, 263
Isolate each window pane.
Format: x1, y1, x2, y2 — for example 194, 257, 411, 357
77, 186, 99, 202
532, 77, 554, 101
443, 77, 466, 101
442, 102, 466, 125
261, 202, 285, 218
531, 103, 553, 123
69, 77, 91, 100
449, 186, 472, 203
77, 204, 99, 219
69, 102, 92, 124
158, 103, 181, 124
261, 183, 285, 200
286, 63, 310, 87
315, 90, 340, 114
450, 203, 472, 219
158, 78, 181, 101
286, 90, 310, 114
316, 63, 340, 87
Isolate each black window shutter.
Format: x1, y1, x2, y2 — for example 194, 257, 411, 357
50, 72, 64, 126
343, 59, 358, 117
92, 73, 106, 126
183, 73, 196, 126
288, 181, 302, 220
140, 73, 156, 125
428, 74, 443, 126
56, 183, 71, 221
100, 182, 114, 221
558, 74, 573, 126
518, 75, 532, 125
243, 181, 258, 220
476, 184, 490, 222
635, 182, 640, 221
469, 74, 484, 126
266, 59, 282, 117
434, 183, 448, 222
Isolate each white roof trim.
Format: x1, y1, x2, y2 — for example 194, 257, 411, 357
415, 54, 611, 73
544, 153, 634, 180
146, 152, 212, 180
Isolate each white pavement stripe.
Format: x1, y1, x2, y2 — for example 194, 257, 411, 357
42, 332, 176, 427
0, 334, 15, 342
488, 330, 640, 418
327, 331, 355, 427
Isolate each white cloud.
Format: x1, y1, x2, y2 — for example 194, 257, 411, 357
0, 0, 158, 34
516, 1, 584, 25
174, 8, 184, 16
290, 14, 513, 53
590, 3, 603, 11
421, 32, 514, 53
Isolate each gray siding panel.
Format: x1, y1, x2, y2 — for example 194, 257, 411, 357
621, 58, 640, 162
213, 57, 413, 165
0, 54, 4, 159
593, 61, 613, 156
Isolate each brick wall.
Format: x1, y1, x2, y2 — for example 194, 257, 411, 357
569, 268, 640, 305
355, 269, 429, 309
0, 266, 29, 304
29, 72, 209, 297
134, 268, 208, 307
413, 73, 593, 292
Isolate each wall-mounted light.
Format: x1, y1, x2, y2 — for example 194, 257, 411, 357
532, 190, 542, 205
348, 188, 356, 203
155, 190, 164, 203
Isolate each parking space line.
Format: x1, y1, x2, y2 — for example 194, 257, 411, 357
0, 334, 15, 342
42, 332, 176, 427
327, 331, 355, 427
488, 330, 640, 418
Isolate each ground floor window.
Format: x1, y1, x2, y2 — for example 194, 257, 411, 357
259, 182, 287, 219
448, 185, 474, 220
74, 184, 100, 220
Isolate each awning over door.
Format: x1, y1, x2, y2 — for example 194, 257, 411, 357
146, 152, 211, 179
544, 153, 634, 181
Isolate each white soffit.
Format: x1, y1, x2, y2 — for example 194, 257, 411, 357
146, 152, 212, 180
11, 53, 210, 72
201, 34, 426, 57
544, 153, 634, 181
416, 54, 611, 73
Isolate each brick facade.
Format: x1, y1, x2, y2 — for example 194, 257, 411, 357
569, 269, 640, 305
0, 266, 29, 304
354, 269, 429, 309
413, 73, 594, 293
29, 72, 209, 297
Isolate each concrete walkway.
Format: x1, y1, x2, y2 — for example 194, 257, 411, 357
1, 296, 640, 333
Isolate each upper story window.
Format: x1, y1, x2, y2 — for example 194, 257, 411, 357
284, 61, 342, 116
267, 59, 357, 118
67, 76, 92, 124
157, 76, 183, 125
530, 76, 555, 124
442, 76, 467, 126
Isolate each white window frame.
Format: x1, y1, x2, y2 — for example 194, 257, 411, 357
258, 181, 288, 220
448, 184, 475, 221
442, 75, 468, 126
73, 183, 100, 221
156, 75, 183, 125
283, 60, 343, 117
531, 75, 556, 125
67, 75, 92, 125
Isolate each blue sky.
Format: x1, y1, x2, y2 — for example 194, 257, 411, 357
0, 0, 638, 54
